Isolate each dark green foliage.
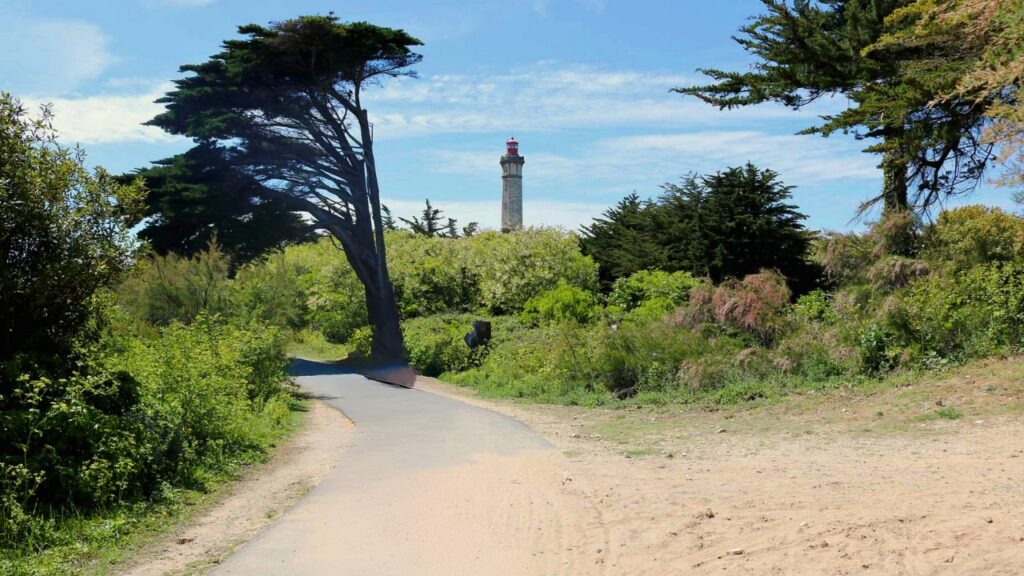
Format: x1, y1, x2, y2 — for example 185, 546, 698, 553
580, 193, 667, 289
127, 144, 316, 267
661, 164, 817, 288
581, 164, 818, 292
0, 93, 142, 369
148, 15, 424, 361
675, 0, 994, 216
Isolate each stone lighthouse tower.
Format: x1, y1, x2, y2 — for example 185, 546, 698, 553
500, 137, 525, 232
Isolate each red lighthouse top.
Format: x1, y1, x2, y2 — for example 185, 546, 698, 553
506, 137, 519, 156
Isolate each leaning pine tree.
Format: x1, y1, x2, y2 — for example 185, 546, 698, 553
149, 15, 421, 360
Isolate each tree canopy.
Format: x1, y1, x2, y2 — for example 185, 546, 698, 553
127, 144, 316, 267
148, 15, 423, 360
581, 164, 817, 292
676, 0, 996, 217
873, 0, 1023, 190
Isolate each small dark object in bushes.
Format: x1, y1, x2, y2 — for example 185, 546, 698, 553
464, 321, 492, 349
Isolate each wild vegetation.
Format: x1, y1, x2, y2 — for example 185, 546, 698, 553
3, 1, 1022, 571
0, 94, 297, 575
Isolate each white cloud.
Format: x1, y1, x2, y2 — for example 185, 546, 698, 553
383, 198, 604, 231
369, 62, 849, 139
0, 18, 115, 95
25, 83, 183, 145
429, 131, 880, 200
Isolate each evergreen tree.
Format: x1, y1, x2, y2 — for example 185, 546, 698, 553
400, 199, 445, 236
874, 0, 1023, 190
582, 166, 819, 292
662, 164, 817, 288
382, 205, 398, 231
580, 193, 667, 290
399, 199, 475, 238
148, 16, 421, 360
127, 144, 316, 267
676, 0, 995, 219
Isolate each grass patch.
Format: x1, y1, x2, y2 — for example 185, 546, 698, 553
285, 328, 349, 361
915, 406, 964, 422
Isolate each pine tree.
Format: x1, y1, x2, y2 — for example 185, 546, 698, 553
126, 144, 316, 266
676, 0, 995, 218
582, 166, 819, 292
400, 199, 446, 236
579, 193, 667, 290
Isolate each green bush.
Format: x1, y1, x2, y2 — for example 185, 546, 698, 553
607, 270, 697, 312
386, 232, 481, 317
897, 262, 1024, 361
465, 228, 599, 314
118, 245, 232, 326
923, 205, 1024, 271
450, 322, 605, 403
232, 252, 309, 329
0, 314, 291, 549
521, 281, 601, 326
345, 326, 373, 360
402, 315, 487, 376
792, 289, 838, 324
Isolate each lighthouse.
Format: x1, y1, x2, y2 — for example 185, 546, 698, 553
500, 137, 525, 232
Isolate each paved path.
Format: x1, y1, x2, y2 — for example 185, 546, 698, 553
211, 360, 580, 576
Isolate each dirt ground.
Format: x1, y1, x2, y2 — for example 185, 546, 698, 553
417, 357, 1024, 575
124, 358, 1024, 575
118, 400, 352, 576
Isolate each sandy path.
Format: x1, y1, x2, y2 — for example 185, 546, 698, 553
211, 360, 608, 576
417, 377, 1024, 575
138, 359, 1023, 575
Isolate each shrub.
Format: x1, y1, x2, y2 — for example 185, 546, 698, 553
773, 321, 854, 379
466, 228, 599, 314
856, 323, 902, 374
607, 270, 698, 312
923, 205, 1024, 270
401, 315, 484, 376
815, 231, 874, 285
0, 93, 142, 366
232, 252, 309, 329
679, 271, 791, 342
521, 281, 601, 326
286, 242, 368, 343
345, 326, 373, 360
792, 289, 838, 324
866, 256, 930, 292
386, 231, 480, 317
450, 323, 593, 401
118, 244, 232, 326
115, 315, 290, 486
897, 261, 1024, 361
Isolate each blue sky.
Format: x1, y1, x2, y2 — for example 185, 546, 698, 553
0, 0, 1012, 231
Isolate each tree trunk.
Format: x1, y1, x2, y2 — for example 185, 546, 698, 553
364, 277, 404, 362
881, 148, 910, 215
